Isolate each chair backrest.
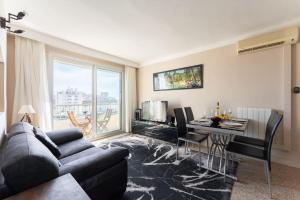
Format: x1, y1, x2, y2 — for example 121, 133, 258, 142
264, 110, 277, 141
174, 108, 187, 137
67, 111, 78, 127
264, 111, 283, 168
237, 107, 272, 139
184, 107, 194, 123
104, 109, 113, 120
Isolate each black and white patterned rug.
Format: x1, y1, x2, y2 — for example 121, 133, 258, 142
97, 135, 237, 200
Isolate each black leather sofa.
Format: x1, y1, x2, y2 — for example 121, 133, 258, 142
0, 122, 129, 200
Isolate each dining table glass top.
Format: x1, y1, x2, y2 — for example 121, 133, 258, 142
189, 117, 248, 132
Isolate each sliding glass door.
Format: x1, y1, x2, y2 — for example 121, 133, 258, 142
96, 69, 122, 136
52, 59, 122, 140
52, 60, 93, 139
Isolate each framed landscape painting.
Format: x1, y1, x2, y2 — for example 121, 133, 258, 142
153, 64, 203, 91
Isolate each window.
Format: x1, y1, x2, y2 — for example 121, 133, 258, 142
96, 69, 122, 134
52, 58, 122, 140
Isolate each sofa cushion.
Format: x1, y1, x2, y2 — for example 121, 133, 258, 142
1, 133, 60, 193
59, 147, 100, 165
6, 122, 34, 139
59, 147, 129, 182
58, 138, 94, 159
33, 127, 61, 158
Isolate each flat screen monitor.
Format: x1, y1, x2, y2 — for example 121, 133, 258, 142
141, 101, 168, 122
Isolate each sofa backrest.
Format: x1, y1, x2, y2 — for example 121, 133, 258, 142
1, 124, 60, 193
7, 122, 34, 139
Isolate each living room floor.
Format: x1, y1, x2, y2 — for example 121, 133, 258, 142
94, 134, 300, 200
231, 159, 300, 200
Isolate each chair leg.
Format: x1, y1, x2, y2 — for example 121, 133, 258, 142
206, 138, 209, 153
219, 146, 224, 172
208, 143, 215, 169
176, 139, 179, 160
264, 161, 269, 184
207, 142, 212, 168
198, 143, 201, 169
211, 144, 218, 169
224, 150, 227, 182
265, 161, 272, 199
184, 141, 187, 155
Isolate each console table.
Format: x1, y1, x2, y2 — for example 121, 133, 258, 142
5, 174, 90, 200
132, 120, 178, 143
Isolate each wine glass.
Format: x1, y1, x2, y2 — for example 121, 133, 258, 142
202, 111, 207, 119
227, 109, 232, 118
209, 109, 214, 118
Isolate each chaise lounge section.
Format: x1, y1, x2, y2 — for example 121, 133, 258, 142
0, 122, 129, 200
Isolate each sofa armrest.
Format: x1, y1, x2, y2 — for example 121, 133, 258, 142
46, 128, 83, 145
1, 134, 60, 193
59, 147, 129, 182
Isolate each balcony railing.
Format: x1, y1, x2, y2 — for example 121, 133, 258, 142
53, 103, 121, 138
53, 103, 120, 119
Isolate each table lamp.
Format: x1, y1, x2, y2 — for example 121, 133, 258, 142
18, 104, 36, 124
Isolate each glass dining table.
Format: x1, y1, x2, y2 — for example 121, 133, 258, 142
186, 118, 249, 179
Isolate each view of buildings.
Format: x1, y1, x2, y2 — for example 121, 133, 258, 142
51, 61, 122, 136
53, 88, 119, 120
55, 88, 92, 106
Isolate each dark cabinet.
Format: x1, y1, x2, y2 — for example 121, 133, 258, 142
132, 120, 178, 144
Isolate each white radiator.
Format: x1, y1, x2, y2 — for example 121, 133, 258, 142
237, 107, 272, 139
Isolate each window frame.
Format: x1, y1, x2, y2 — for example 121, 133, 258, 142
47, 52, 124, 140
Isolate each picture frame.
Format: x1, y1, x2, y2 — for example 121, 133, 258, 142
153, 64, 204, 91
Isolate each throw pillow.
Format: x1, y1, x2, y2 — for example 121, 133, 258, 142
33, 127, 61, 158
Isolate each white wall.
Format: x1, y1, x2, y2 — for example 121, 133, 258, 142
138, 44, 285, 116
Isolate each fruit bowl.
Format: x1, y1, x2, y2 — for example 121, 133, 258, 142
218, 114, 230, 120
211, 116, 222, 125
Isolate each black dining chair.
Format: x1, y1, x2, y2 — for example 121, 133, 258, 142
232, 110, 278, 148
184, 107, 195, 123
174, 108, 209, 168
224, 111, 283, 198
184, 106, 210, 134
184, 107, 197, 131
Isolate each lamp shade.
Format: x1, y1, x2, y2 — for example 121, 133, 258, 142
18, 105, 36, 114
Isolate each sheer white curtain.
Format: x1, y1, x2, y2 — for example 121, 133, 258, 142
12, 36, 51, 130
124, 66, 137, 132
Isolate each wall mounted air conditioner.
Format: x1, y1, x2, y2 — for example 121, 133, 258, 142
237, 27, 299, 54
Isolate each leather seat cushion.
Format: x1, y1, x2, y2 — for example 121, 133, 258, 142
234, 135, 265, 147
59, 147, 129, 182
59, 147, 100, 165
179, 132, 208, 143
226, 141, 267, 160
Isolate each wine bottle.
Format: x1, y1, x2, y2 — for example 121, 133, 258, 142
215, 101, 220, 116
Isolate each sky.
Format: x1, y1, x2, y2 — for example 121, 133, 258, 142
53, 61, 120, 99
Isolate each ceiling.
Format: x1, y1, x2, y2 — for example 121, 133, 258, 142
4, 0, 300, 66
